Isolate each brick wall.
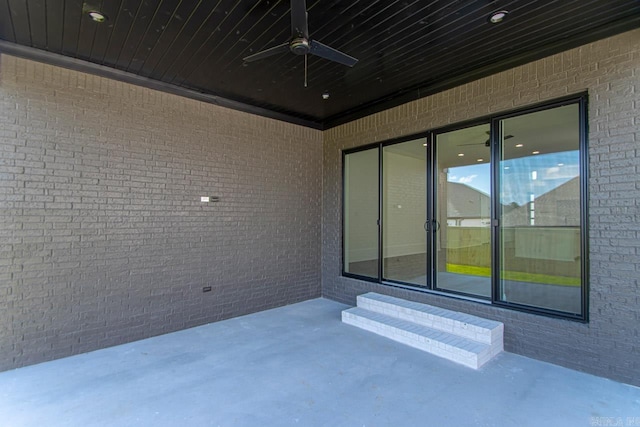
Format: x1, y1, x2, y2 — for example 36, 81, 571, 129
322, 29, 640, 386
0, 54, 322, 370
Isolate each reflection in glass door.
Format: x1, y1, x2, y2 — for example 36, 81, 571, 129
497, 104, 583, 314
382, 139, 427, 286
433, 124, 492, 298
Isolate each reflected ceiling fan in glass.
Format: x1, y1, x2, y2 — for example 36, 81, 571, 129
457, 131, 514, 147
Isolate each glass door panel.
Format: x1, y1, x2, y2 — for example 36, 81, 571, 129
434, 124, 492, 298
382, 139, 428, 286
344, 148, 379, 279
497, 104, 582, 314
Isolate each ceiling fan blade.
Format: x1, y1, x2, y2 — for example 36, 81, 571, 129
485, 131, 514, 140
243, 43, 290, 63
310, 40, 358, 67
291, 0, 309, 38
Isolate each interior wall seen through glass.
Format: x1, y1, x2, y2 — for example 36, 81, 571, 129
382, 139, 427, 286
344, 148, 379, 278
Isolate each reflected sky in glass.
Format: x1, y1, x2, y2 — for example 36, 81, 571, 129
447, 151, 579, 206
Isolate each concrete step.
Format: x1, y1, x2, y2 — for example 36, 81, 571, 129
342, 307, 494, 369
357, 292, 503, 347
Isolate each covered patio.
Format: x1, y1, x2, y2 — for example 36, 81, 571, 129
1, 298, 637, 426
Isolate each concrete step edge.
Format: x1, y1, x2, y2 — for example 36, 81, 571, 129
342, 307, 498, 369
357, 292, 503, 344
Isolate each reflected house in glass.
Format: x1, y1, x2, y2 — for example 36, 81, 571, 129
502, 177, 581, 227
445, 182, 491, 227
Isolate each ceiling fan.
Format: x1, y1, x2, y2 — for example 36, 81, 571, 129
243, 0, 358, 69
457, 131, 514, 147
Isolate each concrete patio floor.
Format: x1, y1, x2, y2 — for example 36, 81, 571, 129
1, 298, 638, 427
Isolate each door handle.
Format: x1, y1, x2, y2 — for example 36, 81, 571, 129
425, 220, 441, 232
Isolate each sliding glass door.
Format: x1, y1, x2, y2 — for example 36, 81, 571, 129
342, 95, 587, 320
433, 124, 492, 298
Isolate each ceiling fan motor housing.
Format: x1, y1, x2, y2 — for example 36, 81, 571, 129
290, 38, 311, 55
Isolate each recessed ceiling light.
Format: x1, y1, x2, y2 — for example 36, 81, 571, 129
515, 143, 524, 148
457, 153, 464, 157
489, 10, 509, 24
322, 92, 330, 100
532, 151, 540, 154
88, 11, 107, 22
477, 158, 483, 162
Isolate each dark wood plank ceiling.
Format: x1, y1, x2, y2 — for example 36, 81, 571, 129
1, 0, 638, 128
